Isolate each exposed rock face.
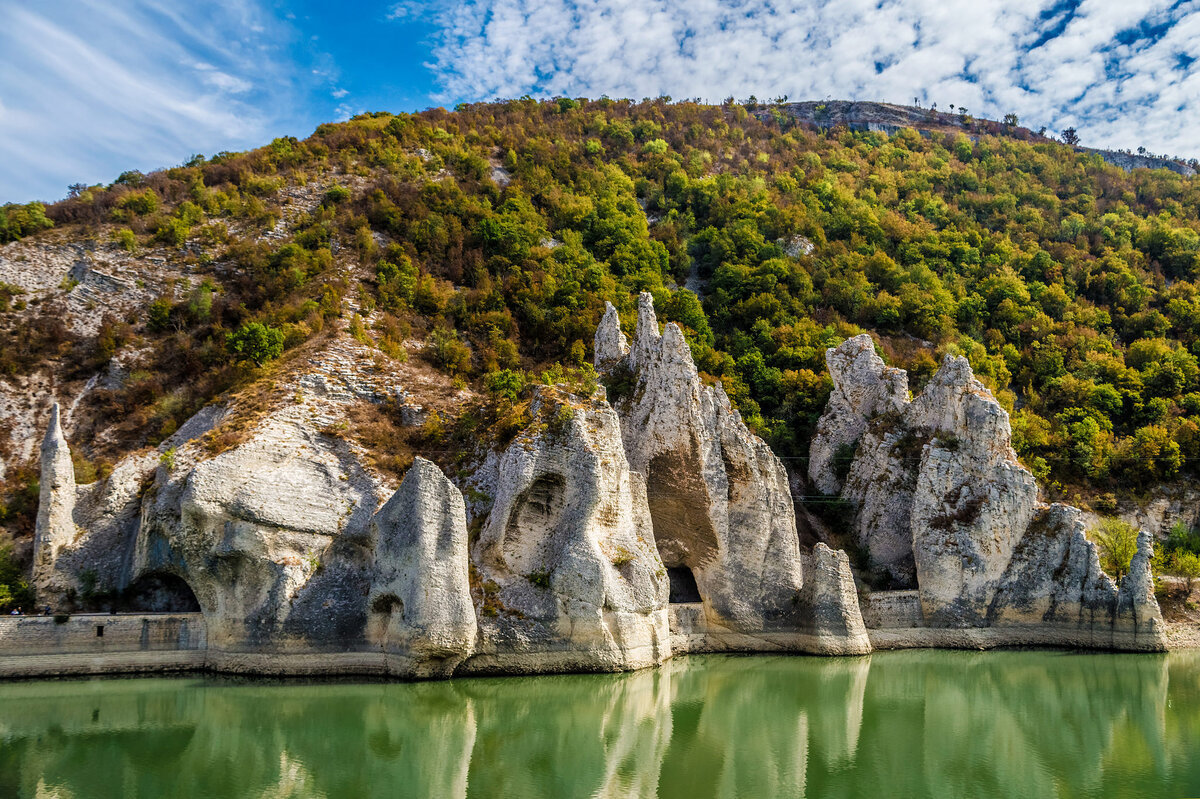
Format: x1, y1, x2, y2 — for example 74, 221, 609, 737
469, 385, 671, 673
593, 301, 629, 368
368, 457, 476, 678
905, 357, 1037, 625
987, 505, 1164, 649
807, 334, 907, 495
134, 405, 382, 661
813, 338, 1167, 650
32, 403, 76, 595
602, 294, 870, 654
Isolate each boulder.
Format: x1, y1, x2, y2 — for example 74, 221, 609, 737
467, 385, 671, 673
368, 457, 477, 678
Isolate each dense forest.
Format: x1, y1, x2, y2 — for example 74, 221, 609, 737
3, 96, 1200, 518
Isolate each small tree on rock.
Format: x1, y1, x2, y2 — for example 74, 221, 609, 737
1061, 127, 1080, 146
1091, 518, 1139, 580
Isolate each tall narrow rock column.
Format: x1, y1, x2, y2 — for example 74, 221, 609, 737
33, 403, 77, 598
369, 457, 477, 678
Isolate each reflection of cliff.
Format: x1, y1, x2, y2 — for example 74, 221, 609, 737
4, 653, 1199, 798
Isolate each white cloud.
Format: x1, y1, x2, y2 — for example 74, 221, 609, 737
413, 0, 1200, 158
0, 1, 311, 203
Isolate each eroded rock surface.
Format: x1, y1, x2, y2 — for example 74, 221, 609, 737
808, 334, 907, 495
469, 385, 670, 673
368, 457, 477, 677
32, 403, 76, 595
813, 338, 1166, 650
602, 294, 870, 654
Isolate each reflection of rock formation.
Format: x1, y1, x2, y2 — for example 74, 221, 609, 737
4, 651, 1196, 797
811, 338, 1166, 651
468, 386, 670, 674
597, 295, 871, 655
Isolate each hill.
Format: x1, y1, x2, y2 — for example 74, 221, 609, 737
2, 96, 1200, 569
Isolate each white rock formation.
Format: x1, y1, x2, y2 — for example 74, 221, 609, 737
906, 357, 1037, 625
368, 457, 477, 677
602, 293, 871, 654
32, 403, 76, 595
808, 334, 907, 495
813, 338, 1167, 650
987, 505, 1164, 649
134, 404, 382, 659
468, 385, 671, 673
593, 301, 629, 368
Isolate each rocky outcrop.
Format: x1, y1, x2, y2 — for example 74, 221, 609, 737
813, 338, 1167, 650
593, 301, 629, 368
808, 334, 907, 495
987, 505, 1163, 649
468, 386, 670, 673
368, 457, 476, 678
133, 404, 383, 666
601, 293, 871, 654
32, 403, 76, 595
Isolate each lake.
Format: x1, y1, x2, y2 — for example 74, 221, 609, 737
1, 650, 1198, 798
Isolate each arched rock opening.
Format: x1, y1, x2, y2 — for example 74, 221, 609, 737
123, 572, 202, 613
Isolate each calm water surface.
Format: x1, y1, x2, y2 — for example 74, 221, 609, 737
2, 650, 1198, 798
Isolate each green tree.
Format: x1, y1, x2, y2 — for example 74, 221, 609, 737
1172, 551, 1200, 594
227, 322, 285, 366
1091, 518, 1140, 580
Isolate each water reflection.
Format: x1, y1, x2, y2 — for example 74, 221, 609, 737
1, 651, 1198, 798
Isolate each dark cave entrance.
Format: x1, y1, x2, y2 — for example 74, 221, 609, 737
667, 566, 702, 604
123, 573, 202, 613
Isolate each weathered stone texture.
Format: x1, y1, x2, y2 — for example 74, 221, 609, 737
469, 386, 670, 673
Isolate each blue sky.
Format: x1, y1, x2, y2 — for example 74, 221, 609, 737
2, 0, 1199, 204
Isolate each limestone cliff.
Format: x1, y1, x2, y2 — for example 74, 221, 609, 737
468, 385, 671, 673
601, 293, 871, 655
812, 338, 1166, 650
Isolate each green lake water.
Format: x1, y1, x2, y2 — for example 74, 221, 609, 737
1, 650, 1198, 798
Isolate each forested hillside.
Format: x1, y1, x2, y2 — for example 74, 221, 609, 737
3, 97, 1200, 520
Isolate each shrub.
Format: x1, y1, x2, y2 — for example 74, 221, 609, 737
1172, 551, 1200, 593
0, 201, 53, 242
227, 321, 285, 366
1091, 518, 1140, 580
485, 369, 526, 402
323, 185, 351, 205
113, 228, 137, 252
0, 543, 33, 613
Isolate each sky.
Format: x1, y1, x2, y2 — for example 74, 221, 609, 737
1, 0, 1199, 203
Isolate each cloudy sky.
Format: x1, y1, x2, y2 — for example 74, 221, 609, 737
2, 0, 1198, 203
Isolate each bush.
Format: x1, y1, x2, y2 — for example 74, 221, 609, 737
113, 228, 137, 252
227, 321, 285, 366
1091, 518, 1140, 580
1172, 551, 1200, 593
0, 543, 33, 613
0, 201, 53, 242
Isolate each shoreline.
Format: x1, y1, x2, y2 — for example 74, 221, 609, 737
2, 610, 1195, 682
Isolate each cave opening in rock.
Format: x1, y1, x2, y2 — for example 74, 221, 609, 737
123, 573, 201, 613
667, 566, 702, 604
